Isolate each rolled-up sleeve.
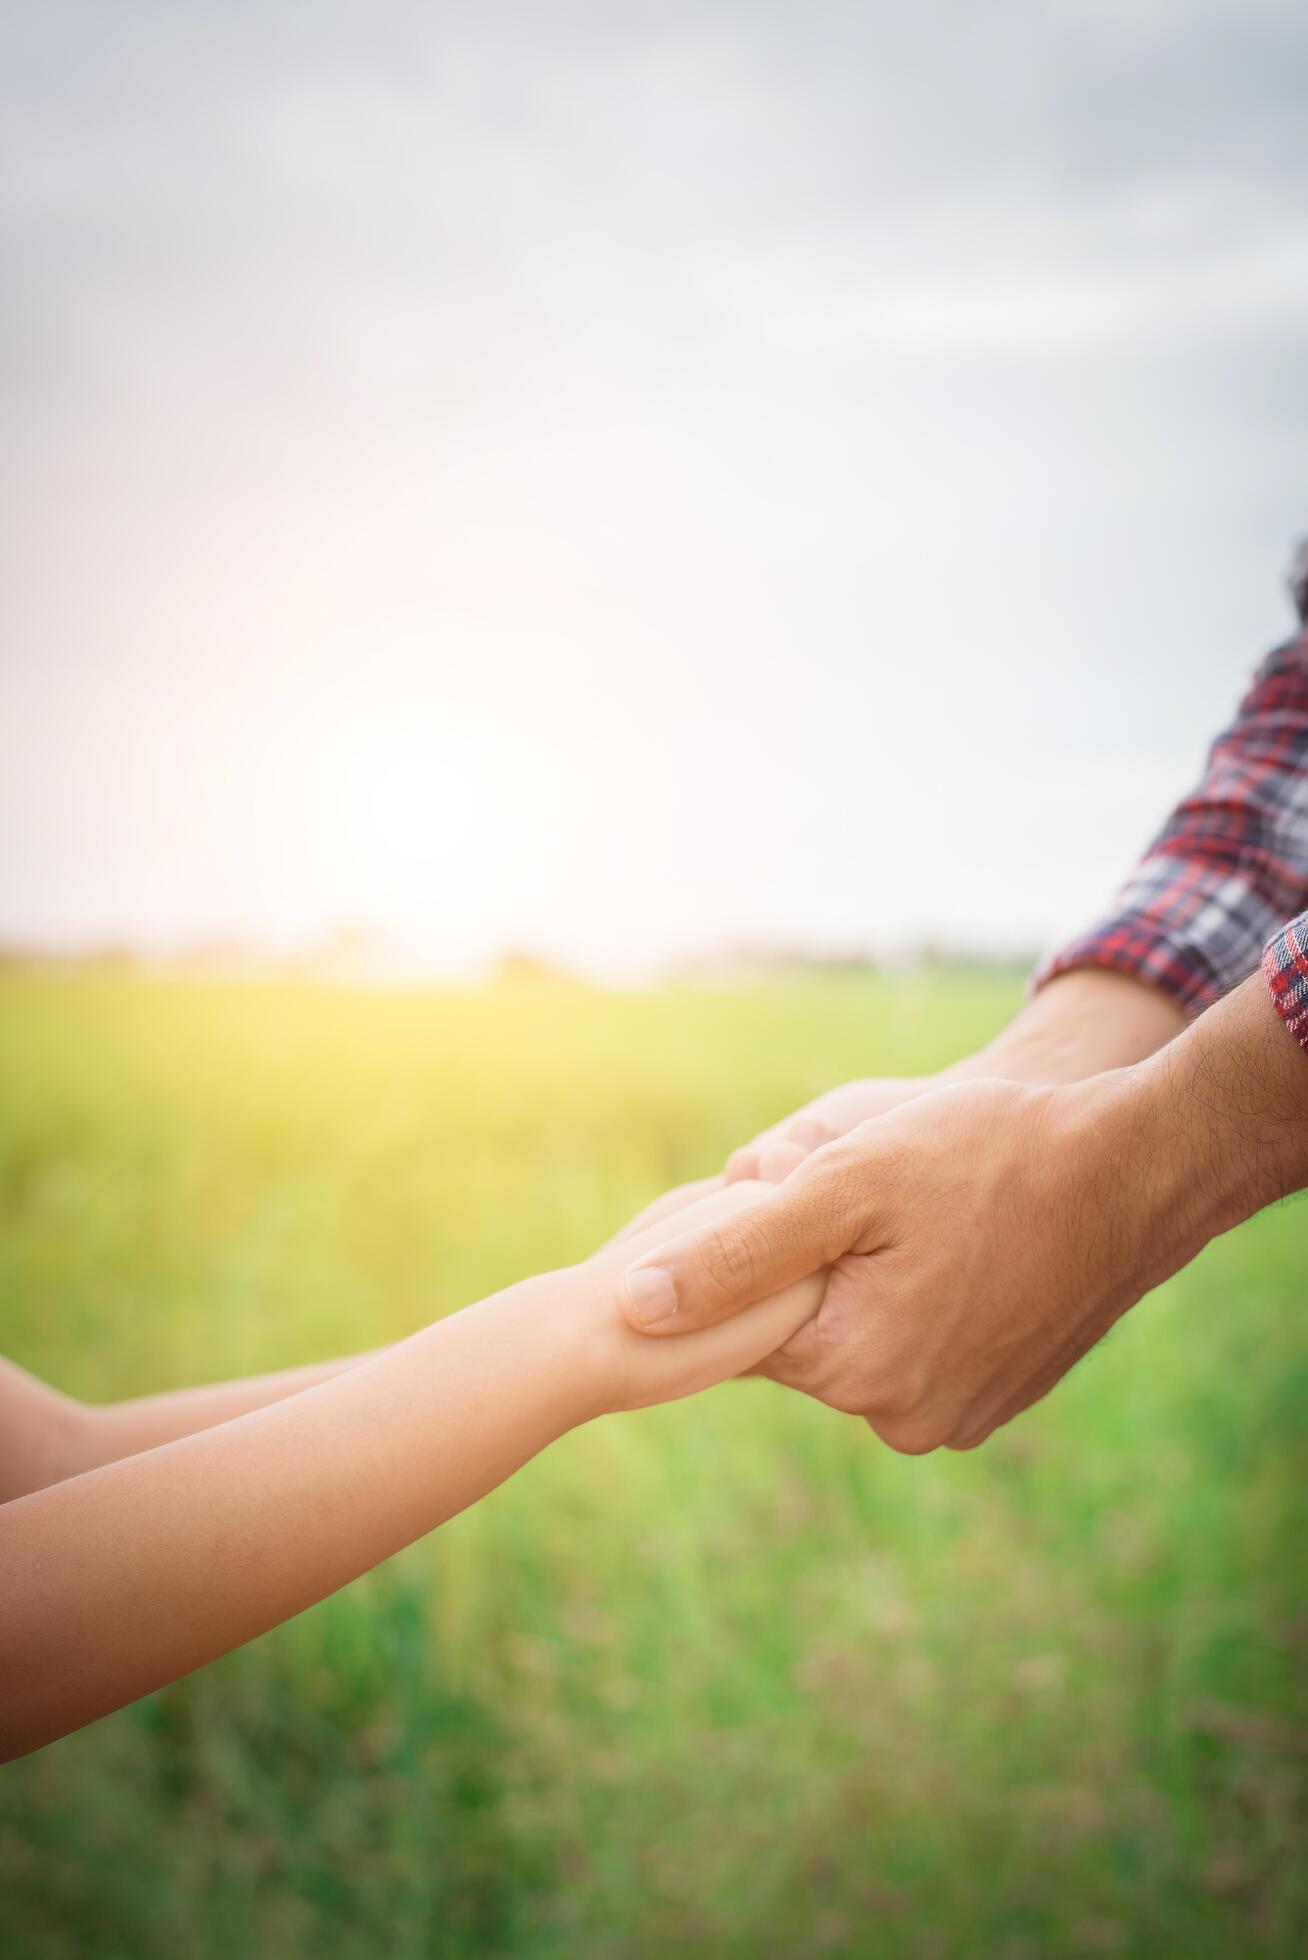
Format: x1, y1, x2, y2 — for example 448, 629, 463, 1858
1262, 911, 1308, 1052
1034, 623, 1308, 1015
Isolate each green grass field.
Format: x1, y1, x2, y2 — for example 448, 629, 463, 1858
1, 969, 1305, 1958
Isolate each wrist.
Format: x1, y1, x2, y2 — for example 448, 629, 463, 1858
522, 1268, 621, 1428
38, 1383, 101, 1488
956, 968, 1189, 1088
1131, 974, 1308, 1230
1041, 1066, 1220, 1302
1067, 972, 1308, 1270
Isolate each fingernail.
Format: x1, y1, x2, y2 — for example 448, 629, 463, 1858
622, 1265, 678, 1328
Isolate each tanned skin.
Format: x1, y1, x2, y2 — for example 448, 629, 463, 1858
617, 969, 1308, 1453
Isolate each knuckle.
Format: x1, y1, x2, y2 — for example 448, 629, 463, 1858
795, 1165, 866, 1250
871, 1413, 948, 1457
817, 1164, 867, 1224
850, 1121, 923, 1183
764, 1329, 821, 1391
821, 1376, 876, 1418
701, 1214, 771, 1300
796, 1341, 877, 1416
811, 1129, 869, 1181
871, 1363, 931, 1427
806, 1131, 899, 1218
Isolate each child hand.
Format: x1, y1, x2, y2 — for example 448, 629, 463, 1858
598, 1175, 725, 1249
578, 1181, 825, 1415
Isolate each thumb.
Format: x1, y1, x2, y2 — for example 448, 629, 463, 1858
616, 1162, 862, 1335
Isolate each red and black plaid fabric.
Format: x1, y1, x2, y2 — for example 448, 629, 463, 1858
1035, 583, 1308, 1053
1262, 913, 1308, 1047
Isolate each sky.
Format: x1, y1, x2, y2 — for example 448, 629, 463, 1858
2, 0, 1306, 977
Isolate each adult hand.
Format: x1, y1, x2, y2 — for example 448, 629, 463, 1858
723, 1078, 937, 1185
584, 1180, 822, 1414
722, 968, 1187, 1187
616, 972, 1308, 1450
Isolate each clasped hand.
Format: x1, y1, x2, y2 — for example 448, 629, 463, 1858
614, 969, 1297, 1452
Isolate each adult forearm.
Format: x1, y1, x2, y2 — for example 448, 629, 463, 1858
956, 967, 1187, 1086
1032, 964, 1308, 1334
1124, 966, 1308, 1241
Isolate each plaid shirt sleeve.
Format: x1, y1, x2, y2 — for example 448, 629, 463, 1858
1034, 612, 1308, 1036
1262, 915, 1308, 1048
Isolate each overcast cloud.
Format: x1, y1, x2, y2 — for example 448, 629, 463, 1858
2, 1, 1305, 973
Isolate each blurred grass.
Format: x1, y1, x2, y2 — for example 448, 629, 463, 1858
0, 967, 1305, 1959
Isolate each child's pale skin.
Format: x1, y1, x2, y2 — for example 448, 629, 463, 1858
0, 1179, 823, 1763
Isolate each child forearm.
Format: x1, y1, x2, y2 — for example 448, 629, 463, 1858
0, 1358, 86, 1503
0, 1278, 592, 1762
0, 1352, 376, 1499
72, 1353, 376, 1478
1, 1182, 822, 1763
